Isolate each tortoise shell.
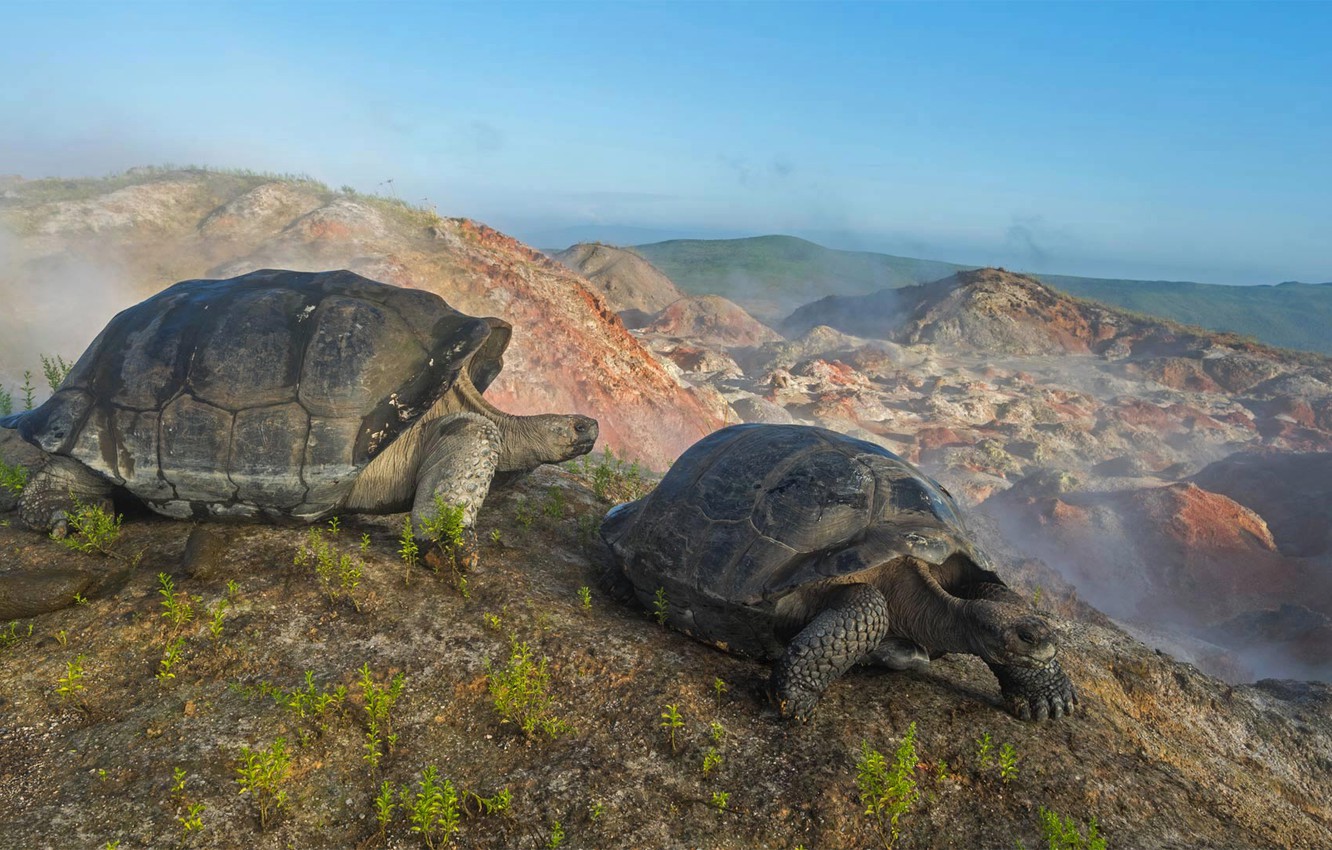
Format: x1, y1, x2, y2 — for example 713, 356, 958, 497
602, 423, 986, 606
9, 269, 493, 520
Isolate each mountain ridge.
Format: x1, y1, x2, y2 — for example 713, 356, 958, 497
628, 235, 1332, 355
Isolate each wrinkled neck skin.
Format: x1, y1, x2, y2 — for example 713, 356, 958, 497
881, 557, 988, 658
448, 374, 560, 472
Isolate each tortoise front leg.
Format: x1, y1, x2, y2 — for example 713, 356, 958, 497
771, 583, 892, 722
968, 583, 1078, 720
411, 412, 500, 554
990, 657, 1077, 720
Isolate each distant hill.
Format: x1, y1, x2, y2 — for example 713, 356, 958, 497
628, 236, 1332, 356
630, 235, 969, 323
1038, 275, 1332, 356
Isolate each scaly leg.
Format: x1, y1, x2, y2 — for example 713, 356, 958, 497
770, 583, 892, 721
411, 413, 500, 563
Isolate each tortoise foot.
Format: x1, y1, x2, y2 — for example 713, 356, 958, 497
993, 657, 1078, 721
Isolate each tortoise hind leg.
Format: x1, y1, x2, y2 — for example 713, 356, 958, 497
17, 456, 114, 537
411, 412, 500, 553
771, 583, 892, 721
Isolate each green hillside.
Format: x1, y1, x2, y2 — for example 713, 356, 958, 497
1039, 275, 1332, 356
630, 236, 968, 321
630, 236, 1332, 355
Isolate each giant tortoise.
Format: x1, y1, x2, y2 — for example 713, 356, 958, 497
0, 268, 597, 615
600, 423, 1076, 721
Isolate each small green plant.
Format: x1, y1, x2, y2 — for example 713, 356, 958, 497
486, 636, 568, 739
57, 496, 122, 556
0, 385, 11, 416
172, 766, 206, 836
0, 620, 33, 650
468, 787, 512, 816
399, 515, 420, 584
572, 446, 655, 504
713, 677, 728, 711
710, 790, 730, 812
856, 723, 920, 850
709, 720, 725, 744
327, 515, 341, 535
55, 629, 68, 646
542, 486, 567, 520
226, 579, 240, 600
515, 496, 535, 530
286, 670, 347, 739
359, 664, 406, 769
703, 747, 723, 776
1032, 586, 1044, 607
489, 528, 502, 544
420, 495, 466, 554
935, 759, 950, 783
660, 703, 684, 753
56, 654, 87, 704
999, 742, 1019, 784
577, 586, 592, 610
40, 353, 73, 391
652, 587, 669, 625
157, 636, 185, 683
588, 799, 606, 822
375, 780, 396, 836
157, 573, 195, 631
407, 765, 461, 850
20, 371, 36, 411
0, 459, 27, 495
547, 820, 565, 848
1038, 807, 1107, 850
207, 598, 228, 641
236, 738, 292, 831
483, 611, 502, 631
975, 732, 994, 771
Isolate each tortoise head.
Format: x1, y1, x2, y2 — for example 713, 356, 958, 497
966, 600, 1058, 668
498, 413, 599, 472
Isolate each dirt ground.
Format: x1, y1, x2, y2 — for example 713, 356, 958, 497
1, 466, 1330, 850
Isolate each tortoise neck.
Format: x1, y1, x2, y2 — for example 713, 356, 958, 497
449, 372, 546, 472
882, 558, 978, 656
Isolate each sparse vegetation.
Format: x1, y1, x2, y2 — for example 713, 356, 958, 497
710, 790, 730, 812
157, 573, 195, 631
0, 621, 33, 650
56, 654, 87, 705
236, 738, 292, 831
485, 636, 568, 739
570, 446, 655, 504
40, 354, 73, 392
407, 765, 461, 850
999, 743, 1019, 784
577, 585, 592, 609
171, 766, 206, 838
652, 587, 669, 625
0, 460, 27, 496
359, 664, 406, 770
546, 820, 566, 848
156, 636, 185, 683
1037, 806, 1107, 850
857, 723, 920, 850
660, 703, 684, 753
56, 497, 123, 556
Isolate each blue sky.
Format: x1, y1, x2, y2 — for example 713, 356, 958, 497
2, 1, 1328, 284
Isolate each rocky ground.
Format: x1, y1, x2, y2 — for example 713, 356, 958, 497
2, 466, 1331, 850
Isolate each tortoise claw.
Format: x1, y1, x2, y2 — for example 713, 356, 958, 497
994, 658, 1077, 722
